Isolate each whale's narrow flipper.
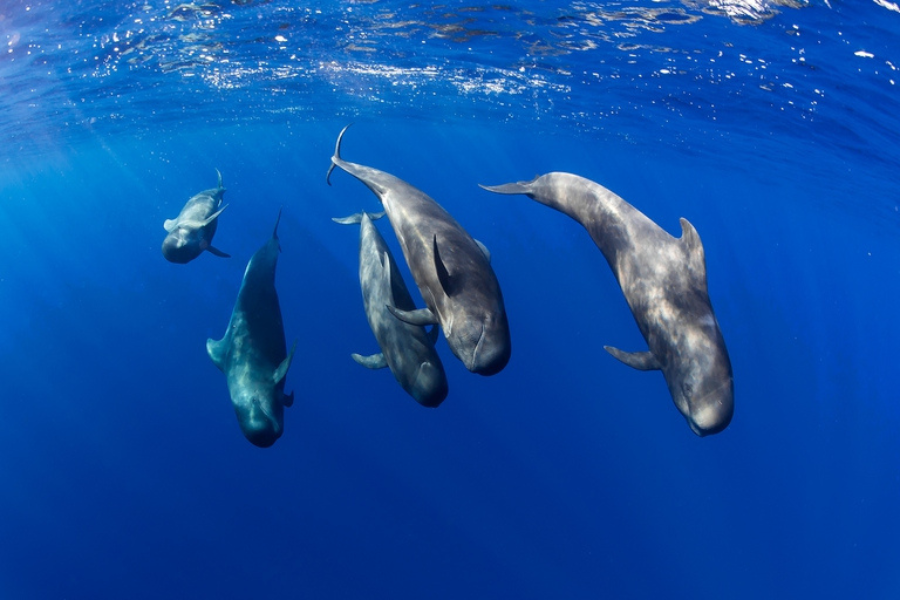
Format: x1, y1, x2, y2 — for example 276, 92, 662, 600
352, 353, 388, 369
387, 305, 439, 326
206, 246, 230, 258
604, 346, 661, 371
273, 341, 297, 387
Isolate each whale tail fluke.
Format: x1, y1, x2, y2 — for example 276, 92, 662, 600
327, 123, 354, 186
479, 181, 534, 196
332, 211, 386, 225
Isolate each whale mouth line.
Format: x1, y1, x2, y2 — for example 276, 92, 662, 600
471, 322, 486, 368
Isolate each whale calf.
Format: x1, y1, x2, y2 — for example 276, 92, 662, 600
334, 211, 448, 407
481, 173, 733, 436
162, 169, 230, 263
207, 209, 296, 447
327, 125, 511, 376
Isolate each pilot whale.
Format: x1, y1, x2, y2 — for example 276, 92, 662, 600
207, 209, 296, 447
327, 125, 511, 376
162, 169, 230, 263
334, 211, 448, 407
481, 173, 733, 436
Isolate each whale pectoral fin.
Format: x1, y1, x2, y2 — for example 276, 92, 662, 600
281, 390, 294, 408
206, 245, 230, 258
201, 204, 228, 226
387, 305, 438, 326
163, 218, 177, 233
427, 325, 440, 345
433, 236, 454, 296
273, 340, 298, 386
474, 239, 491, 263
352, 352, 388, 369
206, 338, 228, 372
679, 218, 707, 278
604, 346, 661, 371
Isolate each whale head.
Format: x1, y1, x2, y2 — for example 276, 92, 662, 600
455, 311, 511, 376
409, 360, 449, 408
666, 325, 734, 437
234, 395, 284, 448
161, 227, 203, 264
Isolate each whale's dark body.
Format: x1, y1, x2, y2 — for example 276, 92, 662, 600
207, 210, 296, 447
482, 172, 733, 436
328, 125, 511, 376
162, 169, 230, 263
334, 211, 448, 407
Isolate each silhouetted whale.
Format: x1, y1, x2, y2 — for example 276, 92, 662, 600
162, 169, 230, 263
207, 209, 296, 447
334, 211, 448, 407
327, 125, 511, 376
482, 173, 733, 436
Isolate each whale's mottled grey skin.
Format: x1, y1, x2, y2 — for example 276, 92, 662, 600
207, 209, 296, 447
162, 169, 230, 263
334, 211, 448, 407
481, 173, 733, 436
327, 125, 510, 376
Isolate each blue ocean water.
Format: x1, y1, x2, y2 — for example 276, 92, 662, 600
1, 0, 899, 598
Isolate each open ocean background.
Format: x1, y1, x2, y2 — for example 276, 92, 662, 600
1, 1, 899, 598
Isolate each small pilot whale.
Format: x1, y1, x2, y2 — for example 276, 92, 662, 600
162, 169, 230, 263
334, 211, 448, 407
207, 209, 296, 447
327, 125, 511, 376
481, 173, 733, 436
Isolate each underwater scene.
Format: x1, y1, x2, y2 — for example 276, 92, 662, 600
1, 1, 899, 598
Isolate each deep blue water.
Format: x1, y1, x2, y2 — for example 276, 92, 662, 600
1, 1, 899, 598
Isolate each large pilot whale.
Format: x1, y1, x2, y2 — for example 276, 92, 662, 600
481, 173, 733, 436
207, 209, 296, 447
327, 125, 511, 376
334, 211, 448, 407
162, 169, 230, 263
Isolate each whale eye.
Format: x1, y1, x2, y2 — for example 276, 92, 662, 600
682, 382, 694, 399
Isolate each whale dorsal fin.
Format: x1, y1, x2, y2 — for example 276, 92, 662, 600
433, 235, 454, 296
604, 346, 661, 371
381, 251, 398, 306
206, 337, 229, 372
679, 218, 707, 282
352, 352, 388, 369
